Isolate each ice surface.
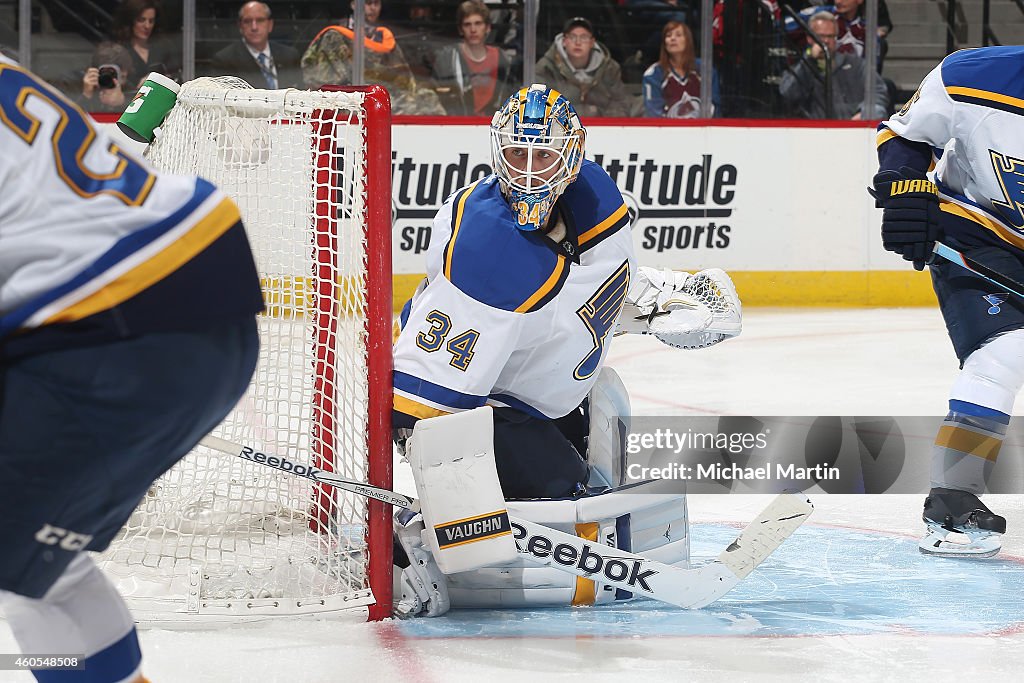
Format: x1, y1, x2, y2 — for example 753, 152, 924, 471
3, 309, 1023, 682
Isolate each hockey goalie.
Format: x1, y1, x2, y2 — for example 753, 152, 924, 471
390, 85, 746, 616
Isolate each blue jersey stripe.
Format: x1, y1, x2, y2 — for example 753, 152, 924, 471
0, 179, 217, 338
488, 392, 549, 419
394, 370, 486, 410
949, 399, 1011, 423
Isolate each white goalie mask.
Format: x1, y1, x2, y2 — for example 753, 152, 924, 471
489, 84, 586, 231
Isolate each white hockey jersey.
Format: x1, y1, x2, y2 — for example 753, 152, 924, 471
0, 58, 263, 357
393, 159, 634, 422
878, 46, 1024, 251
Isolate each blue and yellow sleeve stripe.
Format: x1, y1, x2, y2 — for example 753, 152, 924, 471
443, 181, 481, 282
578, 202, 629, 252
946, 86, 1024, 117
514, 254, 569, 313
393, 370, 487, 420
1, 181, 238, 337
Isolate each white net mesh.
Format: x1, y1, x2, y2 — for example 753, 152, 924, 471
676, 269, 743, 350
95, 79, 382, 622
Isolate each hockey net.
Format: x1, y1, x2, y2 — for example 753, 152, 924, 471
94, 79, 393, 622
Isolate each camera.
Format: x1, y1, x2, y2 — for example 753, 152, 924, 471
97, 64, 121, 90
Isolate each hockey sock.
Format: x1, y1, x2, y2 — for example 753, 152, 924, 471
0, 554, 143, 683
929, 399, 1008, 494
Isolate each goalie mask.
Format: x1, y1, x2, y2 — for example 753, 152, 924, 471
490, 84, 586, 231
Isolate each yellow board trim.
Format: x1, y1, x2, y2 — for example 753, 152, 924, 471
393, 271, 938, 314
393, 393, 451, 420
572, 522, 600, 607
935, 426, 1003, 462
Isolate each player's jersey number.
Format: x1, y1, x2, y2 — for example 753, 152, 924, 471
0, 64, 155, 205
415, 309, 481, 371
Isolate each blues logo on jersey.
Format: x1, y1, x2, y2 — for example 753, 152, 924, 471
984, 293, 1008, 315
990, 150, 1024, 229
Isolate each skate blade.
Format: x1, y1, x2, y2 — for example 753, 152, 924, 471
919, 526, 1002, 558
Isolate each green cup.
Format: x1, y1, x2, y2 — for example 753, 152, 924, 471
117, 72, 180, 143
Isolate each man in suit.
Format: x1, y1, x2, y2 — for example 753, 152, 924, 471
210, 1, 301, 89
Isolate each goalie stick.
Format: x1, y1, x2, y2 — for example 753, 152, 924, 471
933, 241, 1024, 300
199, 434, 812, 609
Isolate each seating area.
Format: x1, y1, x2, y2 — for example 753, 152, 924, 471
7, 0, 1024, 118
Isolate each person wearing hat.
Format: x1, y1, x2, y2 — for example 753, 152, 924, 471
534, 16, 638, 119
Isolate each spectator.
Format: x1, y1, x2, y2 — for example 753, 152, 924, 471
713, 0, 787, 117
534, 17, 637, 119
642, 21, 711, 118
210, 2, 301, 89
392, 0, 447, 83
484, 0, 523, 79
627, 0, 689, 68
778, 12, 890, 120
301, 0, 445, 115
431, 0, 515, 116
77, 41, 134, 113
110, 0, 178, 87
786, 0, 893, 70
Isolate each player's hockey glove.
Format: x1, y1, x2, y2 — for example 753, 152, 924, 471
869, 166, 942, 271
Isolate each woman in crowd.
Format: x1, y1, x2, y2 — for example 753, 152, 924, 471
110, 0, 177, 86
642, 21, 712, 118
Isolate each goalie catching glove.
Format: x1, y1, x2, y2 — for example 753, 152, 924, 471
617, 267, 742, 349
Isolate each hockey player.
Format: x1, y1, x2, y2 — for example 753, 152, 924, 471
391, 84, 741, 614
871, 46, 1024, 557
0, 57, 263, 680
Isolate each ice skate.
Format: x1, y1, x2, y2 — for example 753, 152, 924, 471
918, 488, 1006, 558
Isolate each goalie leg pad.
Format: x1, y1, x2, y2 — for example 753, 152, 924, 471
407, 406, 518, 574
586, 367, 631, 489
446, 483, 688, 608
393, 510, 451, 618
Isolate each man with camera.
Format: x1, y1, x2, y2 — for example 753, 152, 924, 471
79, 42, 134, 112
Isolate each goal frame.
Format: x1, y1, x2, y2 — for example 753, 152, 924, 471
330, 84, 394, 622
95, 83, 395, 622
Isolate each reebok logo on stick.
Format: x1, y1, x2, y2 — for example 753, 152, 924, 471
238, 445, 322, 479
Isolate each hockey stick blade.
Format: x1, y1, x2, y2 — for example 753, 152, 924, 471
933, 241, 1024, 300
199, 435, 811, 609
512, 491, 812, 609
